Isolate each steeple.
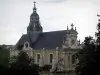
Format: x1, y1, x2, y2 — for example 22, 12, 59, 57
27, 1, 43, 34
67, 26, 69, 30
33, 1, 37, 12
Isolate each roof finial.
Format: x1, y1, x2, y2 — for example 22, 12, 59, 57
71, 23, 74, 29
75, 27, 76, 31
34, 1, 36, 8
79, 39, 80, 44
67, 26, 69, 30
33, 1, 37, 11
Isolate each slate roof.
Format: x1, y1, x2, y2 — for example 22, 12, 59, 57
15, 30, 67, 50
15, 33, 40, 49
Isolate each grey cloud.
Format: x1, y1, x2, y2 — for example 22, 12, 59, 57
42, 0, 67, 2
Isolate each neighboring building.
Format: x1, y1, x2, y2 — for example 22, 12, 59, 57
0, 45, 14, 50
10, 2, 82, 72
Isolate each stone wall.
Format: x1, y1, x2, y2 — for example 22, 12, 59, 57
10, 48, 80, 71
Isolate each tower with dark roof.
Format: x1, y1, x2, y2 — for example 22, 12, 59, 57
27, 1, 43, 34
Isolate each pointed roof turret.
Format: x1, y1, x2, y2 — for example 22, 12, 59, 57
33, 1, 37, 11
27, 1, 43, 34
67, 26, 69, 30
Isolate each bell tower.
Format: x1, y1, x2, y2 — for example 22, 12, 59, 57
27, 1, 43, 34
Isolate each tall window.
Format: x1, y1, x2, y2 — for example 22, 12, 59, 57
72, 54, 76, 64
37, 54, 40, 63
50, 54, 53, 63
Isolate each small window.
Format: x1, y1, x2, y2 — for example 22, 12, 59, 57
50, 54, 53, 63
37, 54, 40, 63
72, 54, 76, 64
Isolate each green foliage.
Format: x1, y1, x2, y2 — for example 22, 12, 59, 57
9, 51, 40, 75
93, 16, 100, 74
42, 65, 52, 71
0, 45, 9, 75
76, 16, 100, 75
15, 51, 30, 68
76, 36, 96, 75
0, 45, 9, 68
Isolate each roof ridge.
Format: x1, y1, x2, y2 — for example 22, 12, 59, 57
43, 30, 67, 33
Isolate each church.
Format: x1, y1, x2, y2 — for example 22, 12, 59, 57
10, 2, 82, 72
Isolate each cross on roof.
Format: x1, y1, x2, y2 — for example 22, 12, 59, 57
33, 1, 36, 7
34, 1, 36, 4
71, 23, 74, 29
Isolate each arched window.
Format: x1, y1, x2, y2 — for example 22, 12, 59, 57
50, 54, 53, 63
72, 54, 76, 64
37, 54, 40, 63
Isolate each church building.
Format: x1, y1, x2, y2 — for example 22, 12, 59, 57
10, 2, 82, 72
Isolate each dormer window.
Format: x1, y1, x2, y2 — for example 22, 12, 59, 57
23, 42, 30, 49
25, 43, 28, 48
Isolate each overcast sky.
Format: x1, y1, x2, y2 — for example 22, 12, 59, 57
0, 0, 100, 45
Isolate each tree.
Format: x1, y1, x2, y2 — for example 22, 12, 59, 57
0, 45, 9, 75
15, 51, 30, 68
9, 51, 30, 75
93, 15, 100, 74
76, 15, 100, 75
76, 36, 96, 75
9, 51, 40, 75
0, 49, 9, 67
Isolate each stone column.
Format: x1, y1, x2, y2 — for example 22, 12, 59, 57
50, 58, 57, 72
39, 57, 44, 67
30, 49, 33, 57
43, 49, 47, 65
64, 52, 68, 71
32, 50, 35, 63
67, 52, 70, 71
64, 51, 72, 72
56, 49, 58, 62
34, 50, 37, 64
69, 53, 72, 70
42, 50, 45, 64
